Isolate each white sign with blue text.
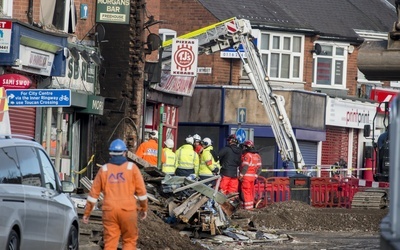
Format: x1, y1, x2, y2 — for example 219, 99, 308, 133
6, 89, 71, 107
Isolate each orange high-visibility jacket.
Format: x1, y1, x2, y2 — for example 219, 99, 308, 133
84, 161, 148, 216
136, 139, 166, 165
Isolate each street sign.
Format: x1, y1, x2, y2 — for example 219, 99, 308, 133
6, 89, 71, 107
235, 128, 246, 144
237, 107, 247, 124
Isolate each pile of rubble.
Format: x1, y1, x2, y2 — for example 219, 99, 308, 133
76, 154, 388, 249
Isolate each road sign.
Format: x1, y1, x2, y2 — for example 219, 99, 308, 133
237, 107, 247, 124
235, 128, 246, 144
6, 89, 71, 107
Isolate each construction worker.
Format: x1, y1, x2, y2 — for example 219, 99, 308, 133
136, 130, 165, 166
239, 140, 262, 210
162, 138, 176, 175
193, 134, 203, 155
198, 137, 220, 185
175, 136, 200, 177
218, 134, 242, 195
82, 139, 148, 249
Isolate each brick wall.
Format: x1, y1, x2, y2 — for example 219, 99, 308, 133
154, 0, 242, 85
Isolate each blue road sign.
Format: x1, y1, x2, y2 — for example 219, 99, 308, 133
235, 128, 246, 144
237, 107, 246, 124
6, 89, 71, 107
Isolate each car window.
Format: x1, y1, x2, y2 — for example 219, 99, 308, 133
0, 147, 22, 184
38, 149, 57, 190
16, 146, 42, 187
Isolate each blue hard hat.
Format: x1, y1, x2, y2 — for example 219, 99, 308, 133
109, 139, 127, 152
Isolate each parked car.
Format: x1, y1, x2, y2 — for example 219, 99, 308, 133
0, 136, 79, 250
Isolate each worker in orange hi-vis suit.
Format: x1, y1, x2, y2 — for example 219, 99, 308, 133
239, 140, 262, 210
82, 139, 148, 249
136, 130, 166, 166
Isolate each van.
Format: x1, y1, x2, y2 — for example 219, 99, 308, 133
0, 136, 79, 250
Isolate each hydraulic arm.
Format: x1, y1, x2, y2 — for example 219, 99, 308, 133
162, 18, 306, 170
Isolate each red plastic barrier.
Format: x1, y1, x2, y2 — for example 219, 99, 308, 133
310, 177, 359, 208
254, 177, 290, 208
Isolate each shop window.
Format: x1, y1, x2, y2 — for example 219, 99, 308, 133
40, 0, 76, 33
0, 0, 12, 17
312, 42, 348, 89
42, 109, 72, 158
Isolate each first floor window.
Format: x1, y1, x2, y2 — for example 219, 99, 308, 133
313, 43, 348, 88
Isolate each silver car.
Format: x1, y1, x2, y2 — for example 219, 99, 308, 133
0, 137, 79, 250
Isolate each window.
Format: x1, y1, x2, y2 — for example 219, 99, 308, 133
0, 147, 21, 184
17, 147, 42, 187
0, 0, 12, 17
38, 149, 57, 190
313, 43, 348, 88
40, 0, 76, 33
259, 32, 304, 81
159, 29, 177, 44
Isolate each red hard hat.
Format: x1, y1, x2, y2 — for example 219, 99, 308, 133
243, 140, 254, 148
227, 134, 238, 144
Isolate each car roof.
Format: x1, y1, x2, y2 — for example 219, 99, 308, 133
0, 136, 43, 149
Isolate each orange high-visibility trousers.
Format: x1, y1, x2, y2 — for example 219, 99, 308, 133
240, 177, 256, 210
103, 207, 138, 249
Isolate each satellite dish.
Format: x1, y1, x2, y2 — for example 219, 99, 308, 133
96, 24, 106, 43
146, 33, 161, 52
312, 43, 322, 55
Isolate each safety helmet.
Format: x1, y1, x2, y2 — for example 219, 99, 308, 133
185, 136, 194, 145
149, 130, 158, 139
109, 139, 127, 155
202, 137, 212, 147
243, 140, 254, 148
164, 138, 174, 148
193, 134, 201, 142
227, 134, 238, 144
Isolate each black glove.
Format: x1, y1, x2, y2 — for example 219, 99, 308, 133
212, 168, 220, 175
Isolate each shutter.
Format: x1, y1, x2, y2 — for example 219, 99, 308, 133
9, 107, 36, 138
285, 140, 317, 177
298, 140, 318, 165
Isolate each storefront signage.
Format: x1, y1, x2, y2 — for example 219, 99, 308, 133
80, 95, 105, 115
0, 21, 12, 53
96, 0, 130, 24
171, 39, 198, 76
369, 88, 400, 113
6, 89, 71, 107
52, 50, 96, 94
325, 97, 377, 129
13, 45, 54, 76
0, 74, 32, 89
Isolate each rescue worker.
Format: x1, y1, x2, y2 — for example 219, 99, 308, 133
136, 130, 165, 166
193, 134, 203, 155
162, 138, 176, 175
239, 140, 262, 210
82, 139, 148, 249
175, 136, 200, 177
198, 137, 220, 185
218, 134, 242, 195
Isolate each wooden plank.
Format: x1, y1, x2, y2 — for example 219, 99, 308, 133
179, 195, 209, 223
173, 192, 201, 216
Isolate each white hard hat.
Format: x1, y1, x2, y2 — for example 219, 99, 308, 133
185, 136, 194, 145
149, 130, 158, 139
164, 139, 174, 148
193, 134, 201, 142
202, 137, 212, 147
